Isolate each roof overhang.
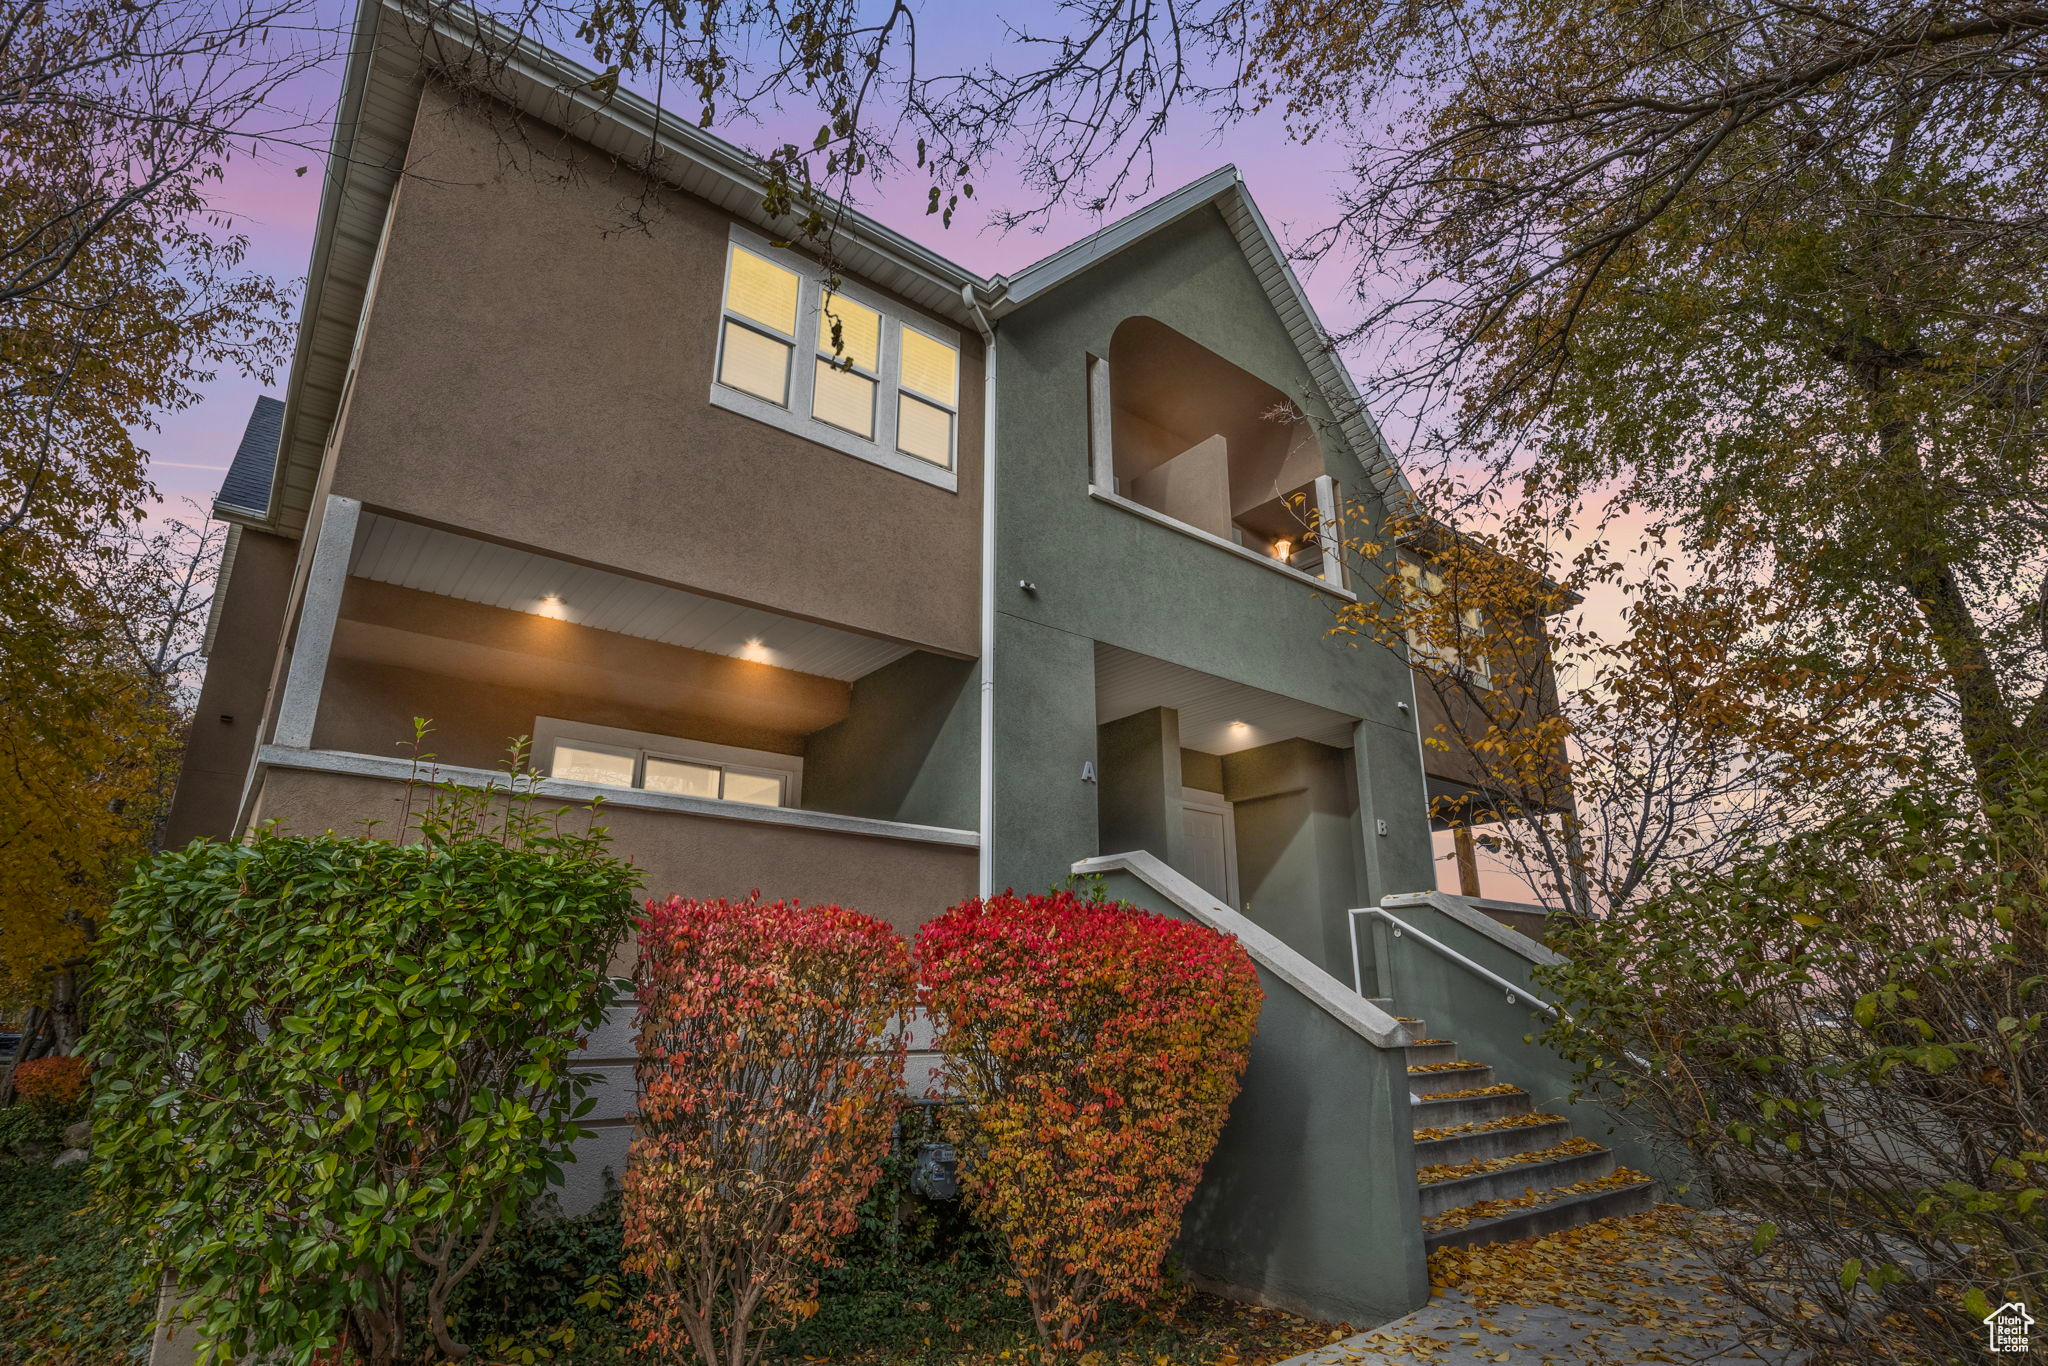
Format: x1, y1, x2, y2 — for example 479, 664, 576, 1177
261, 0, 1414, 539
258, 0, 995, 538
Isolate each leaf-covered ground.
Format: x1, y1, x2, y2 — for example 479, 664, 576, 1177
1276, 1205, 1804, 1366
0, 1159, 153, 1364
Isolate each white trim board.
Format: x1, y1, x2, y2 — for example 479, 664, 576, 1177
255, 744, 980, 848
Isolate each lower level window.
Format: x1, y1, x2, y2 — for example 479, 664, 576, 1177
538, 718, 800, 809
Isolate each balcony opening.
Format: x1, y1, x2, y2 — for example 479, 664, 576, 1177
312, 513, 979, 833
1094, 317, 1345, 585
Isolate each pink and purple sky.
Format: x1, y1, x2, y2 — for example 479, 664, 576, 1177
146, 0, 1370, 514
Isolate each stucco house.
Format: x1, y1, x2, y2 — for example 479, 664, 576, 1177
164, 0, 1669, 1331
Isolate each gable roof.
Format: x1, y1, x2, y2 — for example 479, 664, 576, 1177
256, 0, 1406, 536
988, 167, 1411, 504
215, 394, 284, 520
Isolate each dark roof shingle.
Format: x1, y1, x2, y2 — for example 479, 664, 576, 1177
216, 395, 283, 516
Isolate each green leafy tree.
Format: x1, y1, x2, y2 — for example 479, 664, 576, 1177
1535, 763, 2048, 1361
88, 738, 641, 1365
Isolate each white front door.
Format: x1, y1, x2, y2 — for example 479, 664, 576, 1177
1180, 787, 1240, 907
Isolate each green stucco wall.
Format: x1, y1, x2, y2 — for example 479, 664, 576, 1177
989, 204, 1438, 975
1098, 867, 1430, 1325
802, 651, 980, 830
1097, 707, 1189, 870
1225, 739, 1359, 969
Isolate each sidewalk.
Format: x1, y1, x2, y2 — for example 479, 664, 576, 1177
1270, 1207, 1803, 1366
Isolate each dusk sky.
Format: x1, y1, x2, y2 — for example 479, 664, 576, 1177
145, 0, 1372, 518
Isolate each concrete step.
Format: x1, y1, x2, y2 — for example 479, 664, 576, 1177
1410, 1086, 1532, 1129
1412, 1116, 1571, 1170
1367, 998, 1428, 1030
1402, 1040, 1461, 1067
1416, 1144, 1615, 1217
1406, 1062, 1495, 1097
1425, 1177, 1659, 1252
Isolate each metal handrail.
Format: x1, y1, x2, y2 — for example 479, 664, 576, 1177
1347, 905, 1561, 1017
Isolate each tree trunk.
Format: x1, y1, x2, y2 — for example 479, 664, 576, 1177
0, 1006, 50, 1105
1453, 824, 1482, 896
1898, 553, 2028, 805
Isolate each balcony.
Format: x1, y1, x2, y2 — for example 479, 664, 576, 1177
253, 501, 979, 936
1087, 317, 1350, 593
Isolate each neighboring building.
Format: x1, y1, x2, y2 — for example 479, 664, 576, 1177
163, 0, 1661, 1335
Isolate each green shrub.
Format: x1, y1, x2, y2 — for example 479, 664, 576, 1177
441, 1185, 641, 1358
87, 743, 641, 1366
0, 1097, 75, 1160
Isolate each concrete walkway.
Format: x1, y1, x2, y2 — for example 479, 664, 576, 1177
1271, 1213, 1803, 1366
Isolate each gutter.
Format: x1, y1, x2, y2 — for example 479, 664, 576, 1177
964, 284, 998, 898
261, 0, 390, 536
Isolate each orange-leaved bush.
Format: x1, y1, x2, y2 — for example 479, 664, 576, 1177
11, 1055, 89, 1112
622, 894, 913, 1366
916, 890, 1262, 1348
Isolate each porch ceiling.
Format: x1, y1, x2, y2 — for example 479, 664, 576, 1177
1094, 643, 1359, 755
348, 513, 916, 681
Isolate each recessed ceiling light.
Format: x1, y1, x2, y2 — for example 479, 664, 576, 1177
1230, 720, 1250, 731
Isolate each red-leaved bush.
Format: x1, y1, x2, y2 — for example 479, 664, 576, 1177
11, 1055, 89, 1112
917, 890, 1262, 1348
622, 895, 913, 1366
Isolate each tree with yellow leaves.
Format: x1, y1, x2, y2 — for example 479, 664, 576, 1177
1316, 485, 1934, 917
1, 0, 309, 1069
0, 516, 218, 1093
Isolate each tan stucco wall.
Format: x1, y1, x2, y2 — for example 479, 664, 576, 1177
248, 766, 977, 955
160, 529, 298, 847
329, 79, 983, 657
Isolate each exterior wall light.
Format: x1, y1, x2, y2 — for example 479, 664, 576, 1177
1271, 538, 1293, 561
536, 594, 567, 620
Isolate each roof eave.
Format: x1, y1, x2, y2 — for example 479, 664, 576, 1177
260, 0, 994, 537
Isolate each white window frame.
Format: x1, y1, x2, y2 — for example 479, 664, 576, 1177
810, 289, 883, 441
534, 717, 805, 807
710, 225, 962, 492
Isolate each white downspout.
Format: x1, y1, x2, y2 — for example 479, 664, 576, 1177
965, 284, 998, 899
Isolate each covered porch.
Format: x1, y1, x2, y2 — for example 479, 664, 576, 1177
247, 495, 981, 934
1091, 642, 1368, 974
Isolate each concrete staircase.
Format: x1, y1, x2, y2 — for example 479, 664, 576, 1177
1368, 997, 1658, 1251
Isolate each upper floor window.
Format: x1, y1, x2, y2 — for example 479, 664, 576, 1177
1397, 558, 1492, 687
712, 231, 962, 491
